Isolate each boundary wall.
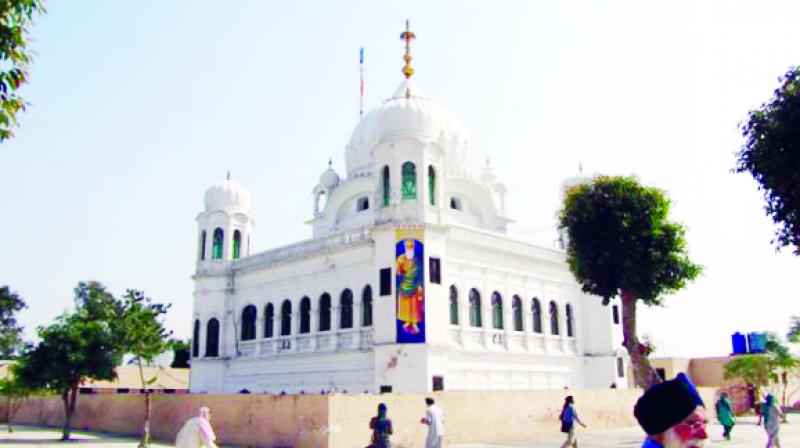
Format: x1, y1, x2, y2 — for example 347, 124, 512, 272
1, 388, 715, 448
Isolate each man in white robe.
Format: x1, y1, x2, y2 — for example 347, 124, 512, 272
420, 397, 444, 448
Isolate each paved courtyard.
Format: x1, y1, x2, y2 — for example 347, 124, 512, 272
1, 416, 798, 447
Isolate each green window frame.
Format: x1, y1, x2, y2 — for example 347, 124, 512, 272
362, 286, 373, 327
512, 296, 523, 331
199, 230, 206, 261
382, 166, 391, 207
402, 162, 417, 200
428, 165, 436, 206
212, 228, 224, 260
449, 286, 459, 325
491, 292, 503, 330
532, 298, 542, 333
232, 230, 242, 260
469, 289, 482, 328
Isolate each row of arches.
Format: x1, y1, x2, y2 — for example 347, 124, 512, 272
199, 228, 243, 261
449, 286, 575, 337
191, 286, 375, 357
243, 287, 374, 340
381, 163, 436, 207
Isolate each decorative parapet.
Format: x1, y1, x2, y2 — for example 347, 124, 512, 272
232, 227, 374, 273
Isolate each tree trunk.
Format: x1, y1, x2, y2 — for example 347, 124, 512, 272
620, 290, 661, 390
782, 371, 789, 423
60, 389, 71, 441
5, 397, 12, 433
137, 356, 151, 448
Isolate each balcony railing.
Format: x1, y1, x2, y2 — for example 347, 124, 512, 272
234, 328, 374, 359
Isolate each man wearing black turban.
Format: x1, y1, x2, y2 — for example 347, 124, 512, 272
634, 373, 708, 448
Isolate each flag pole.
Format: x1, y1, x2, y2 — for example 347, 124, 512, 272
359, 47, 365, 119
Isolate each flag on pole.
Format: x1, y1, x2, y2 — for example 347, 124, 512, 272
359, 47, 365, 117
359, 47, 364, 97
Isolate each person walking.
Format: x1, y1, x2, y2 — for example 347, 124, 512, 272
559, 396, 586, 448
175, 406, 218, 448
420, 397, 444, 448
762, 394, 784, 448
715, 392, 736, 440
368, 403, 393, 448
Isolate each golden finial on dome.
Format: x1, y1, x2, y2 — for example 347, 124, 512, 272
400, 19, 416, 96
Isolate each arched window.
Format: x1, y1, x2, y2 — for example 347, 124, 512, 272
512, 295, 523, 332
428, 166, 436, 206
280, 300, 292, 336
264, 304, 274, 338
357, 197, 369, 211
192, 319, 200, 357
531, 298, 542, 333
401, 162, 417, 200
382, 166, 390, 207
241, 305, 256, 341
319, 293, 331, 331
566, 304, 574, 337
469, 288, 482, 328
361, 286, 373, 327
199, 231, 206, 261
233, 230, 242, 260
449, 285, 459, 325
549, 301, 560, 335
450, 197, 462, 210
491, 292, 503, 329
300, 297, 311, 334
205, 318, 219, 357
316, 191, 327, 215
340, 289, 354, 329
212, 228, 224, 259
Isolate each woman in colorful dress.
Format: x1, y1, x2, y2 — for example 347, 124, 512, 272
762, 394, 784, 448
369, 403, 393, 448
715, 392, 736, 440
559, 395, 586, 448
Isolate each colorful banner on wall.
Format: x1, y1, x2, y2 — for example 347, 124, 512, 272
396, 229, 425, 343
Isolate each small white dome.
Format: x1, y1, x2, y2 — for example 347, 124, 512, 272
204, 178, 251, 213
320, 166, 341, 189
346, 80, 471, 176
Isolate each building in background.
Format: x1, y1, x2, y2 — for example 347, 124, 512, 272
189, 25, 624, 394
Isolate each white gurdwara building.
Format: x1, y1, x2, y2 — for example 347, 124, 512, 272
190, 38, 626, 393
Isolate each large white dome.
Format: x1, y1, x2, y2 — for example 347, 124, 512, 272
346, 80, 472, 177
204, 178, 251, 213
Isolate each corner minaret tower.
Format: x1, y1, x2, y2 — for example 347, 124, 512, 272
196, 173, 254, 266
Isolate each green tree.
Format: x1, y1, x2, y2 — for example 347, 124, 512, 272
724, 355, 772, 402
0, 363, 35, 433
736, 67, 800, 253
114, 290, 172, 448
0, 285, 26, 358
764, 332, 798, 411
0, 0, 44, 141
558, 176, 702, 389
15, 282, 122, 440
724, 334, 799, 412
170, 339, 190, 369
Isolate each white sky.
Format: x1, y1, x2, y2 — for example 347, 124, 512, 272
1, 1, 798, 357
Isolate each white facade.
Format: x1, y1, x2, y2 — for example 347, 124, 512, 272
190, 78, 626, 394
